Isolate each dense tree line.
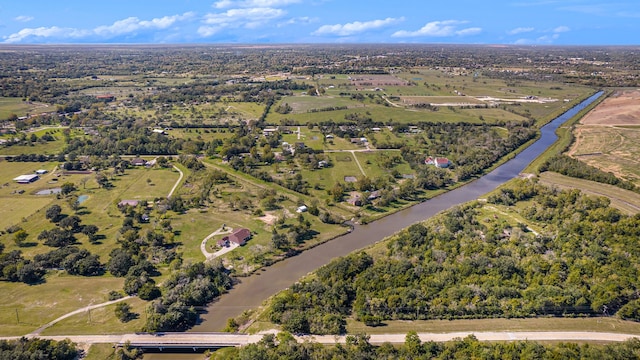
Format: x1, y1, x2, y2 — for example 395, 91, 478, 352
236, 333, 640, 360
0, 337, 78, 360
268, 179, 640, 333
144, 261, 232, 332
540, 154, 638, 192
398, 122, 536, 183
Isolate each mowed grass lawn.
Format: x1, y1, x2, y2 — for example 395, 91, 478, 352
0, 97, 50, 120
0, 162, 60, 229
268, 100, 522, 125
116, 167, 180, 200
40, 297, 148, 335
0, 273, 124, 336
0, 128, 85, 156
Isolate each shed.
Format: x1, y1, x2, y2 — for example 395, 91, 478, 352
13, 174, 39, 184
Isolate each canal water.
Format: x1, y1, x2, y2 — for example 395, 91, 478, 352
145, 91, 603, 358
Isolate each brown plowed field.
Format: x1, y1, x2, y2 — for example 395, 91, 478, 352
580, 89, 640, 125
568, 89, 640, 185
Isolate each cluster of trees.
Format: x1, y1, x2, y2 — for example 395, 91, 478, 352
540, 154, 638, 192
399, 122, 536, 182
0, 245, 45, 284
236, 333, 640, 360
144, 261, 232, 332
34, 246, 102, 276
268, 179, 640, 333
0, 337, 78, 360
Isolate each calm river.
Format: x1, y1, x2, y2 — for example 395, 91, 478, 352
144, 91, 604, 359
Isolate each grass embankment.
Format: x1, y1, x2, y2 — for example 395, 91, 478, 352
524, 89, 610, 174
346, 317, 640, 335
539, 172, 640, 215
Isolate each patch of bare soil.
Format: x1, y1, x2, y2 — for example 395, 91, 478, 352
580, 89, 640, 125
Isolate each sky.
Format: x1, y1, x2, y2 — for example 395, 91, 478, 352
0, 0, 638, 45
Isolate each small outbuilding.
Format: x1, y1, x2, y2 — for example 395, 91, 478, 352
118, 200, 140, 207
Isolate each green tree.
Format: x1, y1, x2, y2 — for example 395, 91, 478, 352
45, 204, 63, 222
115, 302, 135, 322
60, 182, 76, 196
13, 230, 29, 247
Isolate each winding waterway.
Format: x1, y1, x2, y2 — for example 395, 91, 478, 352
192, 91, 604, 332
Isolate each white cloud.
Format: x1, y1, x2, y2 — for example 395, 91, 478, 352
94, 12, 195, 36
553, 25, 570, 33
508, 27, 534, 35
313, 17, 403, 36
392, 20, 481, 38
214, 0, 300, 8
204, 7, 284, 25
3, 26, 89, 43
280, 16, 316, 27
456, 27, 482, 36
14, 15, 34, 23
4, 12, 195, 43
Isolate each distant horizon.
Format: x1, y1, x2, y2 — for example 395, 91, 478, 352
0, 42, 637, 48
2, 1, 639, 46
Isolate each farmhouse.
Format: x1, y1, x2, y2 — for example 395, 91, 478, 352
118, 200, 139, 207
35, 169, 48, 175
425, 156, 451, 168
296, 205, 308, 213
221, 228, 252, 246
263, 128, 278, 136
435, 157, 451, 168
152, 128, 167, 135
13, 174, 39, 184
347, 195, 363, 207
131, 158, 147, 166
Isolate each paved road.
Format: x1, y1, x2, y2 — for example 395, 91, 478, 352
2, 331, 639, 347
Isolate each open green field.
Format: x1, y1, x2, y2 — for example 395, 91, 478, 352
0, 197, 54, 231
400, 96, 485, 105
0, 165, 179, 260
0, 273, 124, 336
278, 95, 357, 113
538, 171, 640, 215
117, 167, 180, 200
0, 164, 183, 336
269, 100, 522, 125
0, 128, 84, 156
0, 97, 50, 120
41, 297, 148, 335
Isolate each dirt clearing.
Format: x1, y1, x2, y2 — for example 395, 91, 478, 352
580, 89, 640, 125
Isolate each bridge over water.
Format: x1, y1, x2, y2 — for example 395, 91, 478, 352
2, 330, 639, 352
